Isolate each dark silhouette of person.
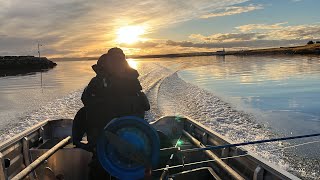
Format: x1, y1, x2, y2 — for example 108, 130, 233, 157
72, 47, 150, 179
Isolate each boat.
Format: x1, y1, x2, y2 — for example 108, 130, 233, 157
0, 116, 300, 180
216, 48, 226, 56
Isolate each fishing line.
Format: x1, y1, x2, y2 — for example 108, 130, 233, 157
153, 154, 249, 172
181, 132, 320, 153
267, 140, 320, 152
153, 138, 320, 172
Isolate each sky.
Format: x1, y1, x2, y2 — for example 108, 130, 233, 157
0, 0, 319, 58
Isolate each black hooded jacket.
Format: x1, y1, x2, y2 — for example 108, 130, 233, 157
76, 65, 150, 148
83, 65, 149, 116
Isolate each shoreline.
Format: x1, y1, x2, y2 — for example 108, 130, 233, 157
129, 44, 320, 59
51, 44, 320, 61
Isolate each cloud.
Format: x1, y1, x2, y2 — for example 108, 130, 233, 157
234, 23, 320, 41
135, 23, 320, 53
166, 39, 308, 49
0, 0, 250, 57
0, 35, 63, 55
200, 4, 263, 19
235, 22, 288, 32
189, 33, 260, 42
167, 23, 320, 50
119, 41, 159, 48
266, 24, 320, 40
1, 1, 318, 57
190, 23, 320, 42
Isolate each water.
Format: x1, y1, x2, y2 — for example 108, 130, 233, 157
176, 56, 320, 171
0, 60, 95, 138
178, 56, 320, 136
0, 56, 319, 179
138, 56, 320, 179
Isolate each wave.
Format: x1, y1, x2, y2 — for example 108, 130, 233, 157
0, 90, 83, 141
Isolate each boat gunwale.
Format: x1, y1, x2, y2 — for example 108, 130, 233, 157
0, 120, 49, 151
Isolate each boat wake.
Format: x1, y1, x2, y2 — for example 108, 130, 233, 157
0, 90, 83, 141
139, 61, 319, 180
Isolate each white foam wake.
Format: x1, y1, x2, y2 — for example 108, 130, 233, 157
0, 90, 83, 141
139, 61, 319, 180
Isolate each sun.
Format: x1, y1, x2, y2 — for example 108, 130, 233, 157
116, 26, 145, 44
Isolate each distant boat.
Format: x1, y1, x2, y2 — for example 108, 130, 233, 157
216, 48, 226, 56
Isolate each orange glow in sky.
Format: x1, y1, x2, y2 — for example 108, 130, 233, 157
117, 26, 145, 44
1, 1, 319, 58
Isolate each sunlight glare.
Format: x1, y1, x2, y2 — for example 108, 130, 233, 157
127, 59, 138, 69
117, 26, 145, 44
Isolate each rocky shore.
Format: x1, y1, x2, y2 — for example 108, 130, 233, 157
0, 56, 57, 77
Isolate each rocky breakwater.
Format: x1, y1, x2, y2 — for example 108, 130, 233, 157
0, 56, 57, 77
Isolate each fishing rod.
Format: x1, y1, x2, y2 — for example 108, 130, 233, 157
161, 131, 320, 153
180, 131, 320, 153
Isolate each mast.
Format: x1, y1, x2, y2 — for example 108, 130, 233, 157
38, 43, 43, 89
38, 43, 41, 59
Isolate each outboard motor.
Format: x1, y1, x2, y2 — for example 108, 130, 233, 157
96, 116, 160, 180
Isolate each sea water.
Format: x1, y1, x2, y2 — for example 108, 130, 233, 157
0, 56, 319, 179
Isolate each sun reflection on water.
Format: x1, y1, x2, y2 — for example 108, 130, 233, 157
127, 59, 138, 69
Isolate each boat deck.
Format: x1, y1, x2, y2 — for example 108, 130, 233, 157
0, 117, 300, 180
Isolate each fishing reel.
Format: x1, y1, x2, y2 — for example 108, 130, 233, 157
96, 116, 160, 180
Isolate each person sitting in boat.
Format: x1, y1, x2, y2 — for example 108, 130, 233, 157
72, 47, 150, 150
72, 47, 150, 179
